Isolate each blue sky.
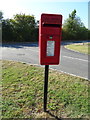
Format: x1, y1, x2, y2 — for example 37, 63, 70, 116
1, 0, 89, 28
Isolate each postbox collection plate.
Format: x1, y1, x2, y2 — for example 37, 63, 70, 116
47, 41, 55, 57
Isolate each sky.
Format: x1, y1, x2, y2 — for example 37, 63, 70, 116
0, 0, 89, 28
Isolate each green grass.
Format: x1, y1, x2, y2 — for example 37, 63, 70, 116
1, 60, 90, 119
65, 42, 90, 55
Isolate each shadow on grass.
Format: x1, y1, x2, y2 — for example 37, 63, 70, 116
45, 111, 89, 120
46, 110, 62, 120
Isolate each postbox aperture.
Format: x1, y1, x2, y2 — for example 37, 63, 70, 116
39, 13, 62, 65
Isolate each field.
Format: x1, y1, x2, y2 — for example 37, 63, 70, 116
1, 60, 90, 119
65, 42, 90, 55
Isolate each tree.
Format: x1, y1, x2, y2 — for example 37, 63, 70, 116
0, 11, 3, 20
2, 13, 38, 42
0, 11, 3, 42
2, 19, 15, 42
88, 30, 90, 39
62, 9, 88, 40
10, 13, 36, 42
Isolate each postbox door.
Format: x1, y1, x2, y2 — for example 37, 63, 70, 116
40, 35, 61, 65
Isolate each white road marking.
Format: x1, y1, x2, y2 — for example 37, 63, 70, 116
28, 48, 39, 53
49, 67, 89, 80
1, 47, 39, 52
63, 55, 89, 62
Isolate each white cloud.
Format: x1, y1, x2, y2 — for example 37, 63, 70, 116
0, 0, 23, 18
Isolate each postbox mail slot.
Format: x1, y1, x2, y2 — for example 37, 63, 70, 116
43, 23, 60, 27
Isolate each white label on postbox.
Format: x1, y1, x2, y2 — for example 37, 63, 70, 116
47, 41, 55, 56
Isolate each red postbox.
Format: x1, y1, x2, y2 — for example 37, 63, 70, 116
39, 13, 62, 65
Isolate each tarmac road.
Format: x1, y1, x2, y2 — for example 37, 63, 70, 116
1, 42, 89, 80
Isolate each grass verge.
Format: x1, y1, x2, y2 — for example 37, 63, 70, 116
1, 60, 90, 119
65, 42, 90, 55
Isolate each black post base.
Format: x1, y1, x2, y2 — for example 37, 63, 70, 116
44, 65, 49, 112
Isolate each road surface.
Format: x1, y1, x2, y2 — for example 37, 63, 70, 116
1, 43, 89, 80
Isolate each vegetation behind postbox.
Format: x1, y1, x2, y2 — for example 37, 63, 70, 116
0, 10, 90, 43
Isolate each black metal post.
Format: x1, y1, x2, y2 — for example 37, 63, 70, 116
44, 65, 49, 112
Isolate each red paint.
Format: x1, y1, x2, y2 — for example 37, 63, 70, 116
39, 13, 62, 65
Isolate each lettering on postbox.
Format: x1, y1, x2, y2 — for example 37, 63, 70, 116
39, 13, 62, 65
